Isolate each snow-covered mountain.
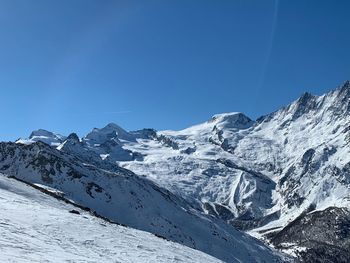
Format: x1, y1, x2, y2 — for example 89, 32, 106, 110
14, 80, 350, 262
17, 129, 66, 146
0, 141, 285, 263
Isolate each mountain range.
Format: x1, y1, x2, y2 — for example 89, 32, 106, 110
3, 80, 350, 262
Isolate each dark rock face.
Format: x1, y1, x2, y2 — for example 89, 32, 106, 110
69, 209, 80, 215
271, 207, 350, 263
292, 92, 317, 120
130, 128, 157, 139
180, 146, 196, 155
231, 211, 281, 231
66, 133, 80, 142
0, 142, 69, 184
298, 244, 350, 263
156, 134, 179, 150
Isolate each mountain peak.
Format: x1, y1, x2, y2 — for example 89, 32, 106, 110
296, 91, 315, 105
289, 91, 317, 120
85, 123, 135, 143
21, 129, 66, 146
337, 79, 350, 98
341, 79, 350, 89
66, 133, 80, 142
104, 122, 122, 130
210, 112, 254, 129
29, 129, 55, 139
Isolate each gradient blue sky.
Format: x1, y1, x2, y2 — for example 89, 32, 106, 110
0, 0, 349, 141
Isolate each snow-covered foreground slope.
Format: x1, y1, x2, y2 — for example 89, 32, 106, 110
0, 142, 286, 263
0, 174, 223, 263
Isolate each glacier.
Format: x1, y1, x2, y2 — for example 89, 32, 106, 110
10, 80, 350, 262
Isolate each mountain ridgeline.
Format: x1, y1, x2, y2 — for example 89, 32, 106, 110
6, 80, 350, 262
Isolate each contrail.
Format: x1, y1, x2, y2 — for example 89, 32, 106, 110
256, 0, 280, 96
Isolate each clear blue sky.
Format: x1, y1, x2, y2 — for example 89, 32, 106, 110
0, 0, 349, 141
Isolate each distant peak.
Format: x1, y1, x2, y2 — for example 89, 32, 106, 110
85, 123, 136, 143
105, 123, 121, 129
24, 129, 66, 146
99, 123, 128, 134
338, 80, 350, 96
342, 80, 350, 88
89, 123, 126, 135
66, 133, 80, 142
211, 112, 243, 120
210, 112, 254, 129
297, 92, 314, 103
29, 129, 55, 139
292, 92, 317, 119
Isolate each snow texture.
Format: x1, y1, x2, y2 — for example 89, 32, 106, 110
15, 80, 350, 259
0, 174, 224, 263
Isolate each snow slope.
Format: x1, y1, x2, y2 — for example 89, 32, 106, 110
17, 129, 66, 146
0, 174, 223, 263
0, 142, 285, 263
118, 81, 350, 235
120, 112, 277, 222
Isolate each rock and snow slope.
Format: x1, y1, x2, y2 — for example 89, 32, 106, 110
0, 174, 224, 263
15, 80, 350, 262
0, 142, 284, 263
